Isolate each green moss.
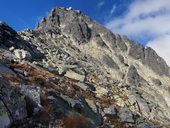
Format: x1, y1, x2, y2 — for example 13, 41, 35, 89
21, 95, 25, 101
0, 110, 8, 118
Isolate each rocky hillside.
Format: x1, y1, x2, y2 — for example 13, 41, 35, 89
0, 7, 170, 128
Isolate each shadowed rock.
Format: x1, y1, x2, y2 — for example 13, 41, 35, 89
126, 65, 146, 86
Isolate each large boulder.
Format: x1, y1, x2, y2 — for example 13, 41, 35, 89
118, 107, 135, 123
103, 107, 117, 115
14, 49, 32, 60
0, 77, 27, 128
64, 69, 85, 82
0, 62, 14, 75
1, 50, 13, 62
126, 65, 146, 86
20, 85, 41, 106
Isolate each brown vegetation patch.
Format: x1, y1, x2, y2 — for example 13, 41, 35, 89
3, 74, 21, 83
8, 63, 55, 77
105, 114, 134, 128
40, 92, 54, 114
115, 90, 128, 101
60, 114, 93, 128
8, 63, 58, 86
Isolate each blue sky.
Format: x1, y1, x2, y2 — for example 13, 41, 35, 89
0, 0, 131, 31
0, 0, 170, 65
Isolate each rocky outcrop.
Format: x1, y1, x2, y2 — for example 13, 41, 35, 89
35, 6, 170, 77
143, 47, 169, 76
129, 42, 169, 76
0, 76, 27, 126
0, 22, 19, 48
0, 7, 170, 128
126, 65, 146, 86
36, 7, 91, 43
102, 55, 119, 69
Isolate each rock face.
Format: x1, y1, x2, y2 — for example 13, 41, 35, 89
0, 77, 27, 126
126, 65, 146, 86
0, 22, 18, 47
129, 43, 170, 76
0, 7, 170, 128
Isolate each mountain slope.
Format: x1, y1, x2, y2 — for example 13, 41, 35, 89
0, 7, 170, 128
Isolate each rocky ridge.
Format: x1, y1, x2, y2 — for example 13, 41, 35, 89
0, 7, 170, 128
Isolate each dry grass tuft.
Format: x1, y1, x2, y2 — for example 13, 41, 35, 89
61, 114, 93, 128
40, 92, 54, 114
3, 74, 21, 83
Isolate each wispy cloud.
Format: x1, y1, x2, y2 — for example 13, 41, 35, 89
110, 5, 116, 15
97, 1, 105, 8
105, 0, 170, 65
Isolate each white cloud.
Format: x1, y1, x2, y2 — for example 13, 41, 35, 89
147, 35, 170, 65
97, 1, 105, 8
105, 0, 170, 66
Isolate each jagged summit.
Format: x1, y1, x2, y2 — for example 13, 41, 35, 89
36, 7, 83, 29
36, 7, 92, 43
0, 6, 170, 128
35, 7, 170, 76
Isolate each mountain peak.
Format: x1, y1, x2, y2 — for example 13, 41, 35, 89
35, 7, 170, 76
36, 7, 82, 30
0, 7, 170, 128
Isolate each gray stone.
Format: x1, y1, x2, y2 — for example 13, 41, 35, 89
60, 94, 83, 109
126, 65, 146, 86
64, 69, 85, 82
102, 31, 117, 49
129, 43, 144, 60
47, 94, 69, 116
75, 82, 91, 91
93, 34, 107, 47
102, 55, 119, 69
136, 98, 151, 117
85, 99, 98, 113
95, 86, 109, 97
152, 79, 162, 86
118, 54, 124, 64
128, 94, 137, 105
14, 68, 24, 74
23, 70, 30, 77
0, 116, 10, 128
0, 77, 27, 126
2, 50, 13, 62
103, 107, 117, 115
115, 35, 127, 52
118, 107, 134, 123
136, 117, 157, 128
21, 85, 41, 105
0, 62, 14, 75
